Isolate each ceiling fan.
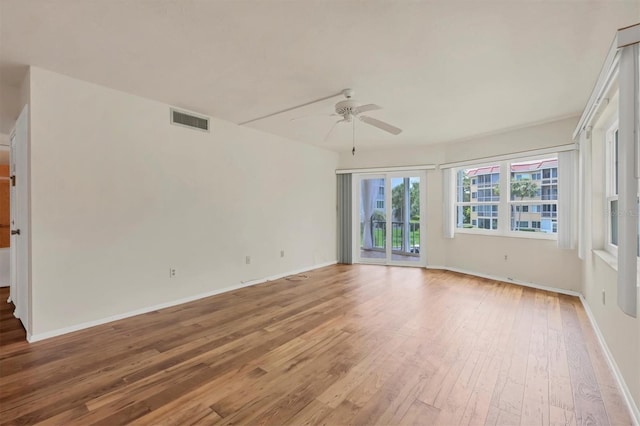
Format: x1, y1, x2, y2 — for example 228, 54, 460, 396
326, 88, 402, 134
239, 88, 402, 154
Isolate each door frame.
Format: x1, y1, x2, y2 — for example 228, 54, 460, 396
9, 105, 30, 336
352, 170, 427, 267
9, 133, 16, 304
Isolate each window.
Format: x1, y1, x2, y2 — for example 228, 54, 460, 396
542, 168, 558, 182
376, 200, 384, 209
605, 126, 639, 256
606, 126, 619, 252
455, 156, 559, 237
510, 158, 558, 234
455, 165, 500, 231
478, 218, 498, 230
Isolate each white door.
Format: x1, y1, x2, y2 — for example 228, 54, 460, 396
354, 171, 426, 266
10, 105, 29, 333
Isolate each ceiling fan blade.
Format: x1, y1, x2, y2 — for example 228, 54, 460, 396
239, 91, 344, 125
353, 104, 381, 115
323, 121, 339, 142
323, 119, 348, 142
359, 115, 402, 135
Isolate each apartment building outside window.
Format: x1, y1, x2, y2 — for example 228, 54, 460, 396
455, 156, 558, 237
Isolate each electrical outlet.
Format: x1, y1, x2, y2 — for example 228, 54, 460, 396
169, 268, 176, 278
245, 256, 251, 265
280, 250, 285, 258
602, 289, 606, 305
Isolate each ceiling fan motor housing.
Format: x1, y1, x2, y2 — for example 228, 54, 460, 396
335, 99, 360, 117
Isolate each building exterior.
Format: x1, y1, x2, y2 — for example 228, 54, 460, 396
466, 159, 558, 232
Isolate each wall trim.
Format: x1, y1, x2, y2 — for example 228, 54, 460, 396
426, 265, 581, 297
439, 143, 576, 170
27, 260, 338, 343
335, 164, 436, 174
579, 295, 640, 426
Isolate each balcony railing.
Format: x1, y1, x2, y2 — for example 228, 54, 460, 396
368, 220, 420, 253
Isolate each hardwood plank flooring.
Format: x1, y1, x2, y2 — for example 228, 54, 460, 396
0, 265, 633, 425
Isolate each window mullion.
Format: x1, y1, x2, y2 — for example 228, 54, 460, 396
498, 160, 509, 233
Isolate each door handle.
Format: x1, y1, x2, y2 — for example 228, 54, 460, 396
11, 229, 20, 235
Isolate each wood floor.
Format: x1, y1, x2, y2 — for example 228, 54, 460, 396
0, 265, 632, 425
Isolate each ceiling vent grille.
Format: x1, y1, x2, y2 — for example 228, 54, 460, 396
170, 108, 209, 132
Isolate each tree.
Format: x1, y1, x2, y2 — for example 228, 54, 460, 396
463, 206, 471, 224
392, 181, 420, 221
510, 179, 538, 230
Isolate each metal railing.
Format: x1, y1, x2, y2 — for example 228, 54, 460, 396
369, 220, 420, 252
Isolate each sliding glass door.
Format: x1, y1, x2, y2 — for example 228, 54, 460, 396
355, 171, 426, 266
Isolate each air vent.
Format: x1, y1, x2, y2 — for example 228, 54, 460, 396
170, 108, 209, 132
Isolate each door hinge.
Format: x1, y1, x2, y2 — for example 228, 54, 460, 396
10, 175, 15, 186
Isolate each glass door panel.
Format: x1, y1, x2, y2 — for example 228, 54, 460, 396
359, 177, 386, 261
390, 176, 421, 263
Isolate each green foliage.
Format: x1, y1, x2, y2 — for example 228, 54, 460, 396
462, 175, 471, 202
511, 179, 539, 231
510, 179, 538, 200
391, 181, 420, 220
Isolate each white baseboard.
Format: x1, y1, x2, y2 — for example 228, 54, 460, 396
579, 295, 640, 426
426, 265, 581, 297
27, 260, 337, 343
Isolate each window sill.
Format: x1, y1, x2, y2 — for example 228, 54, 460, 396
593, 249, 618, 271
593, 249, 640, 285
455, 228, 557, 241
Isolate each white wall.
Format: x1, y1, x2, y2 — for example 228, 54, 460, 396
28, 67, 338, 336
581, 100, 640, 414
339, 116, 582, 292
583, 255, 639, 413
0, 84, 21, 135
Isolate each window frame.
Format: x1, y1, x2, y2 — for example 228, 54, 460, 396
604, 121, 639, 260
454, 154, 559, 240
605, 121, 619, 256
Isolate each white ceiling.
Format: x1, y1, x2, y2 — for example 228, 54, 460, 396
0, 0, 638, 152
